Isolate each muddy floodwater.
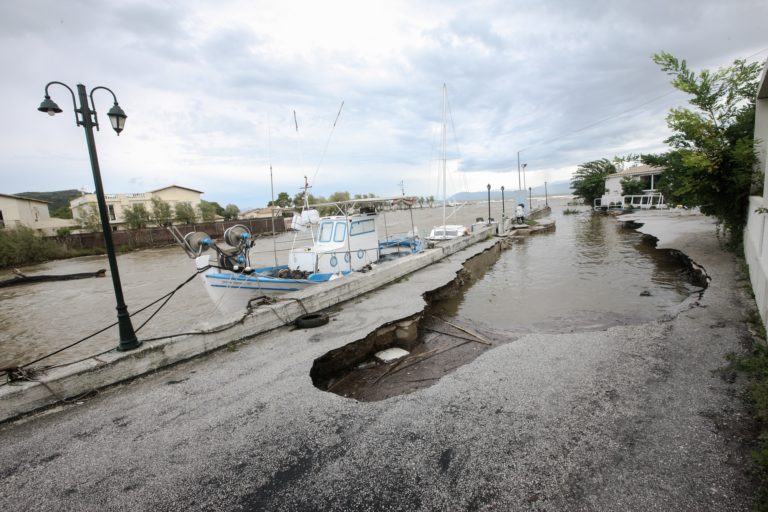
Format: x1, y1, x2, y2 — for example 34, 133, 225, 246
0, 198, 697, 372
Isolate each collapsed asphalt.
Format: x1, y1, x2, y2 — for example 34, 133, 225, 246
0, 214, 757, 511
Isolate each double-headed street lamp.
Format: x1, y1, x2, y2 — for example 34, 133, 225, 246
38, 82, 141, 352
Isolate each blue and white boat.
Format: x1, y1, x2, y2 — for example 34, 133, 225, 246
172, 198, 422, 311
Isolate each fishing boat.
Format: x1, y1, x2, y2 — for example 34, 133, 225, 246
428, 84, 468, 242
170, 195, 422, 311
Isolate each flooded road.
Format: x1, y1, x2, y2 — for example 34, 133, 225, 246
0, 198, 696, 370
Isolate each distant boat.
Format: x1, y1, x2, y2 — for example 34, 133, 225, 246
428, 84, 468, 242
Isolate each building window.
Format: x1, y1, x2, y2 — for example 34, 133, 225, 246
108, 204, 116, 221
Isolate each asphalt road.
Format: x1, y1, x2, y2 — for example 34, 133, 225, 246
0, 215, 757, 511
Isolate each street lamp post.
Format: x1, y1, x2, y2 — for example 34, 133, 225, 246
545, 181, 548, 207
528, 186, 533, 212
522, 163, 528, 190
486, 184, 491, 224
501, 186, 505, 218
38, 82, 141, 352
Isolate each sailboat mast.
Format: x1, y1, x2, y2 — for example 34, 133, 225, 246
441, 83, 448, 232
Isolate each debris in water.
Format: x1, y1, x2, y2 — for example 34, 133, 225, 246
375, 347, 410, 363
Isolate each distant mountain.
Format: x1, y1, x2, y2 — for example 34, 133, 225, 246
16, 189, 82, 218
450, 179, 573, 202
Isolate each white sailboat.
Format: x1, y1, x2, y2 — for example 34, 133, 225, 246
428, 84, 468, 241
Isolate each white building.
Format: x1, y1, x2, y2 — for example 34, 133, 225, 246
744, 60, 768, 330
70, 185, 203, 228
595, 164, 666, 210
0, 193, 74, 235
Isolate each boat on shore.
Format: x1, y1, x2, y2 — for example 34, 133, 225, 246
171, 196, 422, 310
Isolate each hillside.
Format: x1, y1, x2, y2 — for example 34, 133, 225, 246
451, 179, 573, 202
16, 189, 82, 218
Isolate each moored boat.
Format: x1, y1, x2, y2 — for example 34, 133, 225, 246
172, 197, 422, 311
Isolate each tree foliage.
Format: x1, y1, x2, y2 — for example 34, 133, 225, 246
174, 202, 197, 224
570, 158, 619, 206
123, 203, 151, 230
0, 226, 67, 268
269, 192, 293, 208
223, 204, 240, 220
620, 177, 645, 196
77, 204, 101, 232
646, 51, 762, 245
150, 197, 174, 226
198, 200, 217, 222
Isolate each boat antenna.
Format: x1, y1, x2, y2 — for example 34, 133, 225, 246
309, 100, 344, 190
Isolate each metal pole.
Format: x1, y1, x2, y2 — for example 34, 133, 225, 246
486, 184, 491, 224
528, 186, 532, 213
76, 84, 140, 351
545, 181, 548, 206
501, 186, 505, 217
522, 163, 527, 190
516, 151, 521, 190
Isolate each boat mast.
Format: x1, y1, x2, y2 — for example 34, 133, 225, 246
267, 118, 278, 266
441, 83, 448, 232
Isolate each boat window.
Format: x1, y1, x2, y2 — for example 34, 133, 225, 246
318, 221, 334, 242
333, 222, 347, 242
350, 219, 375, 236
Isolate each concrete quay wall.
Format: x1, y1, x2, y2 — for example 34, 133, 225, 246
0, 227, 494, 423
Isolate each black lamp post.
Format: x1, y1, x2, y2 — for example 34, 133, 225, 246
38, 82, 140, 352
501, 185, 505, 218
545, 181, 548, 207
486, 184, 491, 224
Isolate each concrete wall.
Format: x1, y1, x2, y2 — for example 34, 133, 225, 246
745, 61, 768, 329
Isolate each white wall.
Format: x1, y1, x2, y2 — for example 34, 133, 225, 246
745, 61, 768, 329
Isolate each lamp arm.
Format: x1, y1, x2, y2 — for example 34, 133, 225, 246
88, 86, 120, 132
44, 81, 78, 126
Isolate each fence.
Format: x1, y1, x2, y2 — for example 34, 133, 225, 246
50, 217, 286, 252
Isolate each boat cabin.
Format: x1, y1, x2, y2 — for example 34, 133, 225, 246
289, 215, 380, 273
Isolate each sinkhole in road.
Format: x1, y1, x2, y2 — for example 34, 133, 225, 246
310, 239, 519, 402
310, 217, 707, 402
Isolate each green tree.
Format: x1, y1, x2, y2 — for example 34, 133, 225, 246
175, 202, 197, 224
570, 158, 619, 206
646, 51, 762, 245
198, 200, 217, 222
269, 192, 293, 208
328, 191, 351, 203
123, 203, 151, 229
620, 177, 645, 196
50, 206, 73, 219
223, 204, 240, 220
208, 201, 225, 217
77, 203, 101, 232
150, 197, 174, 226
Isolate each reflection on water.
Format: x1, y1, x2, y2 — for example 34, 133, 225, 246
0, 198, 696, 368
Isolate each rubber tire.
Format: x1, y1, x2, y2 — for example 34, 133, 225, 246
295, 312, 329, 329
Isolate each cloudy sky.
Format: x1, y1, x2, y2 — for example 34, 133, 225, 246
1, 0, 767, 209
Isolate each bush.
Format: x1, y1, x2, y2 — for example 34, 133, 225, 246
0, 226, 68, 268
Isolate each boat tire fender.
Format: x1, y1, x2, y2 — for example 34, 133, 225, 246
295, 312, 329, 329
